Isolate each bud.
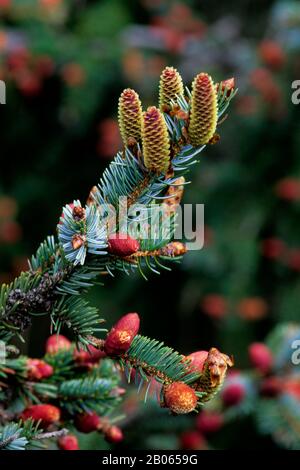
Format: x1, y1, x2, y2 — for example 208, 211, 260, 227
185, 350, 208, 374
201, 347, 233, 388
160, 241, 187, 257
163, 177, 185, 216
237, 297, 268, 321
164, 382, 198, 414
196, 410, 224, 434
222, 381, 246, 407
159, 66, 184, 111
261, 237, 285, 260
201, 294, 227, 319
142, 106, 170, 174
283, 379, 300, 400
72, 206, 85, 221
45, 335, 72, 355
196, 347, 234, 401
288, 249, 300, 272
104, 425, 124, 443
107, 233, 140, 257
259, 40, 285, 70
188, 73, 218, 146
260, 376, 282, 398
72, 234, 86, 250
104, 313, 140, 356
217, 77, 235, 96
74, 344, 106, 367
75, 412, 102, 433
58, 434, 79, 450
275, 178, 300, 201
180, 430, 206, 450
118, 88, 142, 146
27, 359, 53, 380
20, 404, 61, 427
248, 342, 273, 374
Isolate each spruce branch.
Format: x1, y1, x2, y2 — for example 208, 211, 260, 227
0, 69, 236, 446
0, 419, 43, 450
0, 72, 235, 345
0, 428, 23, 450
34, 428, 68, 441
120, 334, 200, 387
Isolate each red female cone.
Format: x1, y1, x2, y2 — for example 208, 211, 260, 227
107, 233, 140, 257
58, 434, 79, 450
74, 412, 102, 433
20, 404, 61, 427
164, 382, 197, 414
104, 313, 140, 356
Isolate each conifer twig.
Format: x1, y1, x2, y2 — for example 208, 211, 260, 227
35, 428, 68, 441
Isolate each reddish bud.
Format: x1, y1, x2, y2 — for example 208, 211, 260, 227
73, 344, 106, 367
218, 78, 235, 96
35, 55, 54, 78
75, 412, 102, 433
164, 382, 198, 414
259, 40, 285, 70
287, 249, 300, 272
185, 350, 208, 374
0, 196, 17, 219
58, 434, 79, 451
248, 343, 273, 374
107, 233, 140, 257
0, 221, 22, 244
20, 404, 61, 427
104, 313, 140, 356
261, 238, 286, 260
180, 430, 206, 450
275, 178, 300, 201
16, 72, 42, 97
196, 410, 224, 434
260, 377, 282, 398
46, 335, 71, 354
72, 234, 86, 250
61, 62, 85, 87
160, 241, 187, 257
222, 382, 246, 406
201, 294, 227, 319
283, 379, 300, 400
105, 425, 124, 444
0, 0, 11, 9
72, 206, 85, 221
27, 359, 53, 380
237, 297, 268, 321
